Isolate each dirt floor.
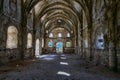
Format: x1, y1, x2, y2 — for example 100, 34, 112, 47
0, 54, 120, 80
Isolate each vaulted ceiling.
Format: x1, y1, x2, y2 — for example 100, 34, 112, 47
23, 0, 92, 34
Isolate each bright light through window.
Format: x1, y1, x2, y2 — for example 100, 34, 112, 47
49, 33, 53, 38
48, 40, 53, 47
67, 33, 70, 37
58, 33, 62, 37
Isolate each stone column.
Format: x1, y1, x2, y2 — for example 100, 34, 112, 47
3, 0, 10, 14
107, 0, 118, 71
17, 0, 21, 21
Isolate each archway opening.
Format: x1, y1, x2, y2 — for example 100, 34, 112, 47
27, 33, 32, 48
6, 26, 18, 49
35, 39, 40, 57
95, 33, 104, 49
56, 42, 63, 53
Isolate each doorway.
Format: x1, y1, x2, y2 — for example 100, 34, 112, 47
35, 39, 40, 57
56, 42, 63, 53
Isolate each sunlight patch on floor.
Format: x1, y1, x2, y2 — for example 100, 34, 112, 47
60, 62, 69, 65
60, 57, 66, 59
57, 71, 71, 76
36, 55, 57, 60
61, 54, 65, 57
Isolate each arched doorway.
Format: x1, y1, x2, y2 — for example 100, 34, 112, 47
56, 42, 63, 53
35, 39, 40, 57
27, 33, 32, 48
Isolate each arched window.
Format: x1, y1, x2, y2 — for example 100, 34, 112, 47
56, 42, 63, 53
67, 33, 70, 37
66, 42, 71, 47
49, 33, 53, 38
96, 33, 104, 49
84, 39, 88, 48
42, 38, 44, 48
6, 26, 18, 49
27, 33, 32, 48
58, 33, 62, 37
48, 40, 53, 47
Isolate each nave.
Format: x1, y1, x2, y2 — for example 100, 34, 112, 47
0, 0, 120, 78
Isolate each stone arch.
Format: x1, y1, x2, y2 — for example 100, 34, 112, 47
6, 26, 18, 49
27, 33, 32, 48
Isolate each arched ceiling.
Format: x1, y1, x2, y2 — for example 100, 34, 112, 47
23, 0, 91, 35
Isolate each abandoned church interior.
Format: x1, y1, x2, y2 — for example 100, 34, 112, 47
0, 0, 120, 80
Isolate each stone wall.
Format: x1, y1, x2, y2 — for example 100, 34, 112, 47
0, 0, 34, 64
117, 49, 120, 69
24, 48, 34, 59
83, 48, 120, 69
0, 48, 20, 65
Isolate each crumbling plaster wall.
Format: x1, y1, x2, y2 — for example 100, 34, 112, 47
0, 0, 22, 64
